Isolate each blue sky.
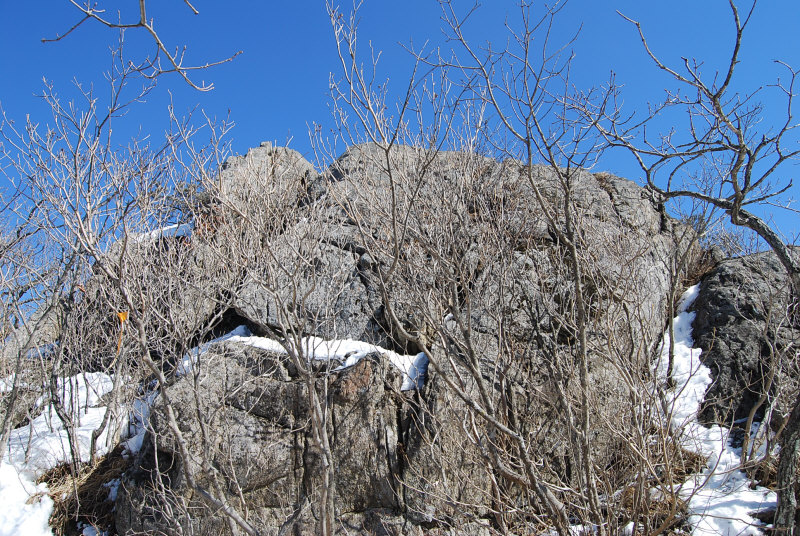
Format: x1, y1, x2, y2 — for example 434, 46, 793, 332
1, 1, 798, 239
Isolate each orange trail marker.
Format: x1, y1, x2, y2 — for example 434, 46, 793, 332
116, 311, 129, 356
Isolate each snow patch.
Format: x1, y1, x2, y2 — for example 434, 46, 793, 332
122, 388, 158, 456
656, 284, 776, 535
133, 223, 192, 243
103, 478, 121, 503
0, 462, 53, 536
0, 374, 16, 393
181, 326, 429, 391
1, 372, 118, 536
5, 372, 117, 476
655, 285, 711, 430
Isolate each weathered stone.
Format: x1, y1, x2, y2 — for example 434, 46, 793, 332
116, 342, 412, 534
690, 250, 799, 424
232, 222, 385, 345
114, 142, 702, 533
401, 362, 493, 525
219, 141, 318, 208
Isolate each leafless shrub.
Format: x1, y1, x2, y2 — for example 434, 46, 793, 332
5, 1, 797, 534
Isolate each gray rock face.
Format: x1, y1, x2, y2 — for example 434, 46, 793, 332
116, 342, 412, 535
690, 250, 799, 424
1, 299, 63, 366
114, 143, 699, 534
400, 362, 494, 524
219, 141, 318, 209
232, 221, 385, 345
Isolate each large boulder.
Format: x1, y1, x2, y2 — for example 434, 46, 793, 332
219, 141, 318, 209
315, 144, 693, 493
690, 250, 799, 424
115, 142, 699, 533
115, 340, 416, 535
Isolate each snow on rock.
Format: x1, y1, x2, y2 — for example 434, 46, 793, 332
122, 388, 158, 456
233, 333, 429, 391
182, 326, 429, 391
176, 325, 252, 376
132, 223, 193, 243
657, 284, 776, 535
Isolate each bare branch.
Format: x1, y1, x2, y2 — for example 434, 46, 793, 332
45, 0, 241, 91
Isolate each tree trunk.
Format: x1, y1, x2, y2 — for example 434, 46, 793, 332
775, 391, 800, 533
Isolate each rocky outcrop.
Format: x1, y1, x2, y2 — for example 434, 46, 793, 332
115, 339, 423, 534
690, 250, 799, 425
113, 142, 700, 534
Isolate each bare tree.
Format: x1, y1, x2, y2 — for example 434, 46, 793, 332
319, 1, 705, 533
0, 187, 64, 465
0, 40, 267, 533
584, 2, 799, 286
577, 0, 800, 531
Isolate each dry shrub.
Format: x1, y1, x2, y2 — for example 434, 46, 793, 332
682, 247, 719, 288
636, 498, 689, 535
753, 456, 780, 490
666, 443, 708, 484
617, 484, 690, 536
612, 440, 705, 534
39, 445, 129, 535
753, 455, 800, 520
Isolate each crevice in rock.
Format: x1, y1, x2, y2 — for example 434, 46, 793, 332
299, 428, 314, 518
593, 172, 625, 226
391, 391, 408, 512
203, 306, 268, 342
329, 396, 338, 455
321, 234, 367, 257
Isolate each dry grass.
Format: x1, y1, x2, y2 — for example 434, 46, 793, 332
751, 456, 780, 490
38, 445, 129, 535
611, 441, 705, 535
682, 248, 718, 288
667, 444, 708, 483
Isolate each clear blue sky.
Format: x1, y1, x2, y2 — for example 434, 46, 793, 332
1, 1, 798, 239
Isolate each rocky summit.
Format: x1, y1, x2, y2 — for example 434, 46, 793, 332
3, 142, 798, 535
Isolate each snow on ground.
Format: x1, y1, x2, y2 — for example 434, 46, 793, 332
181, 326, 429, 391
1, 286, 776, 536
0, 372, 119, 536
4, 372, 118, 475
656, 284, 776, 535
0, 462, 53, 536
